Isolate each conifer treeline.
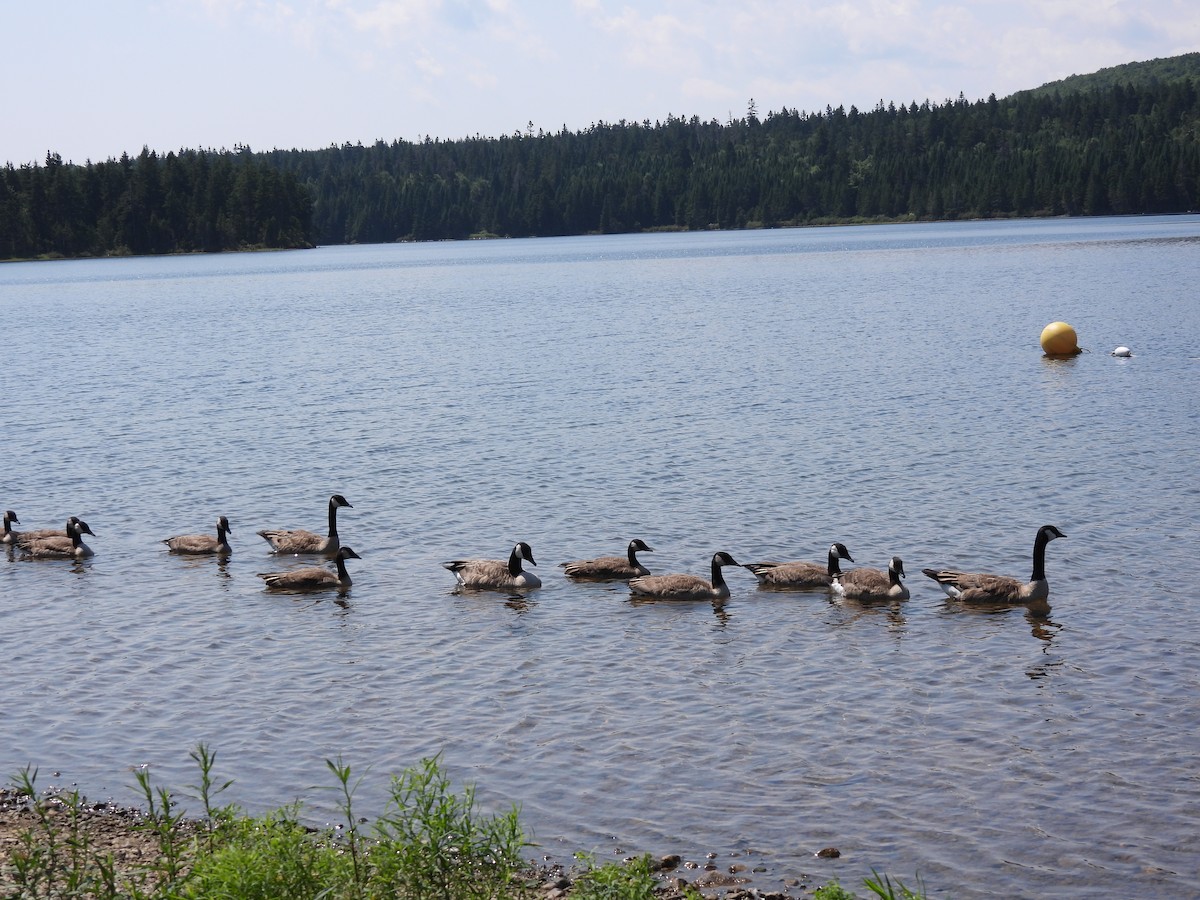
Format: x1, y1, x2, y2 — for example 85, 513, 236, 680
273, 77, 1200, 245
0, 147, 313, 260
2, 64, 1199, 260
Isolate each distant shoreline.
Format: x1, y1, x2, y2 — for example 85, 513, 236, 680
9, 209, 1184, 265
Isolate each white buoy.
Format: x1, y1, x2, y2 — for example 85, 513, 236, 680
1111, 346, 1132, 358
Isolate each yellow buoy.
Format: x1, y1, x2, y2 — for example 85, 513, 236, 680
1040, 321, 1080, 356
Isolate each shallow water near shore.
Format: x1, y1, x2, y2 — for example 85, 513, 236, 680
2, 217, 1199, 897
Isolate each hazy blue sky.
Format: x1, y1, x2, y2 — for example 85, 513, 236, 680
5, 0, 1198, 166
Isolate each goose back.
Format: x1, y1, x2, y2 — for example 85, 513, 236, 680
164, 516, 232, 555
745, 542, 854, 590
921, 525, 1065, 613
834, 556, 909, 601
259, 547, 360, 590
443, 541, 541, 590
628, 551, 741, 601
561, 539, 654, 580
258, 494, 351, 556
20, 519, 95, 559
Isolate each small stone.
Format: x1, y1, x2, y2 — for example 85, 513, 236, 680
695, 869, 746, 887
816, 846, 841, 858
658, 853, 681, 870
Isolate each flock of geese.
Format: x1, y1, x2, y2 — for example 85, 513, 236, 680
2, 496, 1067, 614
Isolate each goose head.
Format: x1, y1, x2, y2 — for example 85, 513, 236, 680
713, 551, 741, 569
507, 542, 537, 576
829, 542, 854, 563
330, 494, 353, 509
888, 556, 906, 580
629, 538, 655, 553
1038, 525, 1066, 543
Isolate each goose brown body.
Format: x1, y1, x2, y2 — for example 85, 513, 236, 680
443, 542, 541, 590
164, 516, 232, 555
258, 547, 360, 591
921, 525, 1065, 614
560, 539, 654, 580
13, 516, 82, 548
745, 542, 854, 590
834, 556, 909, 601
257, 494, 351, 556
20, 519, 96, 559
628, 551, 742, 601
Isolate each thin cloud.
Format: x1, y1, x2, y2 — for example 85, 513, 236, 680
3, 0, 1198, 164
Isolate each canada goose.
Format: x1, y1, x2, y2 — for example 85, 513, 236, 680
442, 541, 541, 590
258, 546, 361, 591
163, 516, 232, 555
833, 556, 909, 601
628, 551, 743, 601
560, 539, 654, 580
20, 519, 96, 559
257, 494, 352, 556
744, 542, 854, 590
12, 516, 82, 548
1, 510, 19, 545
922, 525, 1066, 614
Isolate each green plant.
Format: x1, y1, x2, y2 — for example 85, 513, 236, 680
863, 868, 928, 899
181, 804, 346, 900
131, 764, 191, 893
185, 742, 237, 848
367, 754, 526, 900
325, 755, 368, 897
6, 747, 931, 900
4, 766, 131, 900
570, 852, 662, 900
814, 879, 860, 900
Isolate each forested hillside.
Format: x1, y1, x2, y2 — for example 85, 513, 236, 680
1026, 51, 1200, 97
276, 74, 1200, 244
0, 148, 313, 260
2, 53, 1199, 259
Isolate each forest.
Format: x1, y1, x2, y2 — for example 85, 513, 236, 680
0, 148, 313, 259
2, 53, 1198, 260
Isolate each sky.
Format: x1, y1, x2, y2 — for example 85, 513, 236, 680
4, 0, 1199, 166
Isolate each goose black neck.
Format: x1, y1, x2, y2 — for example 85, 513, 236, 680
1031, 529, 1051, 581
508, 546, 523, 577
334, 553, 351, 582
327, 499, 340, 537
627, 544, 639, 567
826, 546, 843, 576
710, 556, 727, 588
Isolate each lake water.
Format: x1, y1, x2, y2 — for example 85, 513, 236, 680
2, 216, 1199, 897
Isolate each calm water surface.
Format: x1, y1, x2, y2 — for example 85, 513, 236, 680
2, 217, 1199, 898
